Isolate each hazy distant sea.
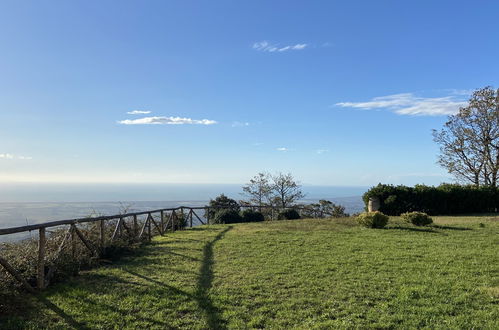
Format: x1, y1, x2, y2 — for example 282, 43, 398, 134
0, 183, 366, 242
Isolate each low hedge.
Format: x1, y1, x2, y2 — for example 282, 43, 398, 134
363, 183, 499, 215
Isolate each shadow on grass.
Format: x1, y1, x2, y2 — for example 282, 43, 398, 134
36, 296, 91, 330
431, 225, 472, 231
388, 224, 472, 233
387, 226, 441, 233
123, 269, 194, 298
3, 226, 233, 329
126, 226, 233, 329
79, 296, 172, 327
195, 226, 232, 330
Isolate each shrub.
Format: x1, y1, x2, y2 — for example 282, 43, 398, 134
205, 194, 240, 219
241, 209, 265, 222
211, 209, 243, 224
401, 211, 433, 226
277, 209, 301, 220
356, 211, 389, 228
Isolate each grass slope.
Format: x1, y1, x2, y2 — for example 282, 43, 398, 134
2, 216, 499, 329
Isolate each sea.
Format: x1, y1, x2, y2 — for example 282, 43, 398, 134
0, 183, 367, 242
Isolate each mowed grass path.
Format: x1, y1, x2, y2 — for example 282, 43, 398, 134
3, 216, 499, 329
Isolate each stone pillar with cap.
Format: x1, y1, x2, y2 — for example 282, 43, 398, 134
368, 197, 380, 212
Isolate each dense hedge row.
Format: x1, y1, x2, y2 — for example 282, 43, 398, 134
363, 183, 499, 215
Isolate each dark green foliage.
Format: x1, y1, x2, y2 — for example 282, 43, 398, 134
277, 209, 301, 220
241, 209, 265, 222
401, 211, 433, 226
301, 200, 349, 218
210, 209, 243, 224
206, 194, 240, 219
356, 211, 389, 228
363, 183, 499, 215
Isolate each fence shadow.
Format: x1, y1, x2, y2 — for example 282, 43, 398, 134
35, 296, 90, 330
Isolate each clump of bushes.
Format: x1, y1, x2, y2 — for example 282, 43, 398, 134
356, 211, 389, 228
401, 211, 433, 226
210, 209, 243, 224
205, 194, 240, 220
277, 209, 301, 220
241, 209, 265, 222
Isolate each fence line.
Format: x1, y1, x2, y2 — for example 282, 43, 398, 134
0, 204, 305, 293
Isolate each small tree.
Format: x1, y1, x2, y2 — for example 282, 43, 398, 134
433, 87, 499, 187
303, 200, 349, 218
242, 172, 271, 211
270, 172, 305, 209
205, 194, 240, 220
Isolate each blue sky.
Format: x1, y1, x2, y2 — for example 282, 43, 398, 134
1, 1, 498, 186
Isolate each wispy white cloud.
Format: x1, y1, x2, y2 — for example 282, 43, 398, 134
335, 92, 468, 116
127, 110, 151, 115
231, 121, 250, 127
276, 147, 289, 152
253, 41, 307, 53
0, 153, 14, 159
0, 153, 32, 160
316, 149, 329, 154
118, 116, 217, 125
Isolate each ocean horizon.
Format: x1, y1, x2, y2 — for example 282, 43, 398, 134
0, 183, 366, 241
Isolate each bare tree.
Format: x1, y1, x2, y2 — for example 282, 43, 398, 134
433, 86, 499, 186
242, 172, 271, 210
270, 172, 305, 208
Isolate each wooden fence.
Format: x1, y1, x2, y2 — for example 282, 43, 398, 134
0, 206, 213, 293
0, 204, 306, 293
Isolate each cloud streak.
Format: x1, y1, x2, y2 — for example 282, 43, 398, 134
335, 93, 468, 116
0, 153, 32, 160
127, 110, 151, 115
253, 41, 307, 53
118, 116, 217, 125
231, 121, 250, 127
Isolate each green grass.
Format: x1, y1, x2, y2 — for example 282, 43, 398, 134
2, 216, 499, 329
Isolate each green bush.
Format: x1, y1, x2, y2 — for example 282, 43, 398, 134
205, 194, 240, 219
356, 211, 389, 228
211, 209, 243, 224
241, 209, 265, 222
277, 209, 301, 220
401, 211, 433, 226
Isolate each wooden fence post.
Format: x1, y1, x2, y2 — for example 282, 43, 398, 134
160, 211, 164, 233
71, 226, 77, 259
37, 227, 46, 289
99, 220, 105, 254
189, 209, 193, 227
133, 214, 138, 239
147, 215, 152, 241
171, 210, 176, 232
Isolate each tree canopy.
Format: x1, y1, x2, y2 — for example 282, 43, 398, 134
433, 86, 499, 187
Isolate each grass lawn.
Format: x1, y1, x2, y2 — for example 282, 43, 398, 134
1, 216, 498, 329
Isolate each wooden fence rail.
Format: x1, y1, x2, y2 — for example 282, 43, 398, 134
0, 204, 308, 293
